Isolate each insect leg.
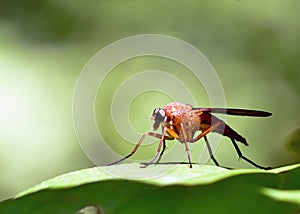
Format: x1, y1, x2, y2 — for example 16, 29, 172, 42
189, 122, 223, 143
230, 138, 271, 170
204, 135, 220, 166
146, 135, 174, 165
155, 135, 174, 164
141, 127, 168, 168
184, 140, 192, 168
155, 139, 166, 164
188, 122, 222, 167
180, 123, 193, 168
107, 132, 166, 166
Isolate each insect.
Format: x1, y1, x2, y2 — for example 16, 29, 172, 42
109, 102, 272, 169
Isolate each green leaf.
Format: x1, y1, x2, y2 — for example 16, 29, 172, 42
1, 163, 300, 214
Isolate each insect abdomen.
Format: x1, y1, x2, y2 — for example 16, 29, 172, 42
224, 125, 248, 145
200, 113, 248, 146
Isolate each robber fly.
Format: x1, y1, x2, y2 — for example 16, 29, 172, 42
109, 102, 272, 169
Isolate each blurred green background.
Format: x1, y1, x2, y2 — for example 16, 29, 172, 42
0, 0, 299, 202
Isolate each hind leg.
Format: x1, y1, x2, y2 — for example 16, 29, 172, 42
230, 138, 271, 170
204, 136, 220, 166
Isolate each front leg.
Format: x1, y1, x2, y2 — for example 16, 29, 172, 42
141, 126, 168, 168
107, 131, 174, 166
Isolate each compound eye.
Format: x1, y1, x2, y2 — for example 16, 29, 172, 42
152, 108, 160, 116
152, 108, 166, 131
152, 108, 165, 123
158, 109, 165, 118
